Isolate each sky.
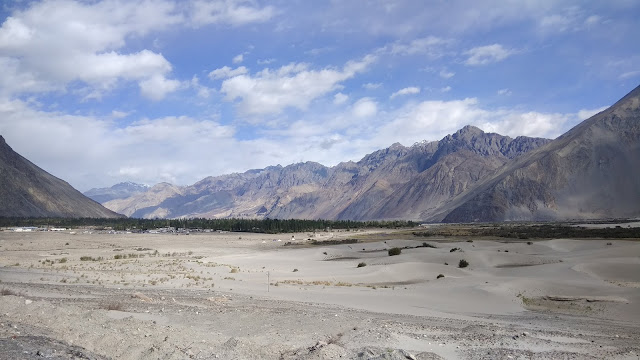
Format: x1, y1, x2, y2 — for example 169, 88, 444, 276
0, 0, 639, 192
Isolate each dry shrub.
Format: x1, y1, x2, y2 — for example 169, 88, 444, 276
103, 302, 123, 311
1, 288, 23, 296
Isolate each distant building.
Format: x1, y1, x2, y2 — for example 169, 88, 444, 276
13, 227, 39, 232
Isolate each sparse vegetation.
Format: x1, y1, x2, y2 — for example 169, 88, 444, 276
421, 242, 437, 248
357, 262, 367, 268
293, 268, 299, 272
80, 256, 103, 261
1, 288, 23, 296
459, 259, 469, 268
388, 247, 402, 256
0, 217, 417, 233
450, 247, 460, 253
437, 274, 444, 279
413, 223, 640, 239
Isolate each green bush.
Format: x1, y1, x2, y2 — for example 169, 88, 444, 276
388, 247, 402, 256
458, 259, 469, 268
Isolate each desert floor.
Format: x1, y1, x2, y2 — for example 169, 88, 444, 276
0, 228, 639, 359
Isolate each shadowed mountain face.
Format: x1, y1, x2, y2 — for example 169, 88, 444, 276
437, 85, 640, 223
102, 126, 550, 220
0, 136, 124, 218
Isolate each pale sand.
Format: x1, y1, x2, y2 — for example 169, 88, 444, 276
1, 230, 639, 359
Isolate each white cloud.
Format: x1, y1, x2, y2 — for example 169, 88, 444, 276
0, 0, 278, 100
390, 86, 420, 99
538, 6, 603, 34
497, 88, 512, 96
439, 69, 455, 79
188, 0, 275, 27
584, 15, 601, 27
220, 54, 377, 115
363, 82, 382, 90
464, 44, 516, 66
619, 70, 640, 79
387, 36, 452, 58
111, 110, 131, 119
333, 92, 349, 105
352, 98, 378, 118
577, 106, 608, 120
0, 98, 244, 190
368, 97, 597, 152
232, 53, 244, 64
190, 75, 214, 98
0, 0, 184, 100
440, 86, 451, 93
139, 74, 182, 101
257, 58, 275, 65
208, 66, 248, 79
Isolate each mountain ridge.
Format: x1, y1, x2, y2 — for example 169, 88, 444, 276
100, 125, 551, 220
92, 84, 640, 222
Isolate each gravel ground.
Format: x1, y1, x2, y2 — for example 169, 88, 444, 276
1, 282, 639, 359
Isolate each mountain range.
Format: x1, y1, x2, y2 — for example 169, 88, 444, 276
93, 85, 640, 222
2, 84, 638, 222
94, 126, 551, 221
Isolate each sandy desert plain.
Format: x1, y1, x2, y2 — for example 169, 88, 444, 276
0, 224, 639, 359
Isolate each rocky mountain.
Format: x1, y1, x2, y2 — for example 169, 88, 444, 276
434, 84, 640, 222
95, 85, 640, 222
101, 126, 550, 220
0, 136, 124, 218
84, 182, 150, 203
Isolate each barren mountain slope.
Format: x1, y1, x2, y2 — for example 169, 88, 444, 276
335, 126, 550, 220
0, 136, 123, 218
436, 84, 640, 222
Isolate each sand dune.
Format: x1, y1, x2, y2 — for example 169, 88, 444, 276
1, 230, 639, 359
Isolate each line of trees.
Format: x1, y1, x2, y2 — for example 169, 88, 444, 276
0, 217, 418, 233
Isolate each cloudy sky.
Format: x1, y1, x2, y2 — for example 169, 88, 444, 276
0, 0, 639, 191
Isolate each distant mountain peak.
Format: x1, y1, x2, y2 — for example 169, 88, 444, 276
458, 125, 484, 134
84, 181, 152, 204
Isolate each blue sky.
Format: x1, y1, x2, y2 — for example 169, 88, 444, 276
0, 0, 639, 191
